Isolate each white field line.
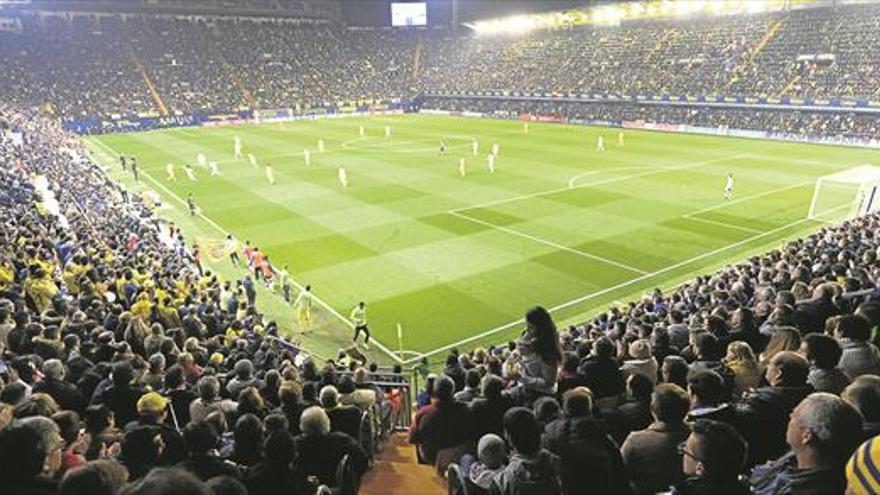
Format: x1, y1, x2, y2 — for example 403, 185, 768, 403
681, 215, 764, 234
686, 181, 812, 217
567, 166, 651, 189
452, 153, 748, 214
402, 214, 818, 364
87, 137, 405, 364
448, 210, 649, 275
340, 137, 470, 154
680, 181, 813, 235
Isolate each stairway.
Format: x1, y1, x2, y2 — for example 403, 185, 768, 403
126, 43, 169, 116
724, 20, 783, 90
778, 74, 802, 98
412, 37, 424, 79
751, 20, 783, 60
360, 433, 446, 495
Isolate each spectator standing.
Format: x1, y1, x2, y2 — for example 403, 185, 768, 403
509, 306, 562, 404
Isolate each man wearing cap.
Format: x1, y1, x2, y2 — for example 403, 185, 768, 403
130, 390, 187, 466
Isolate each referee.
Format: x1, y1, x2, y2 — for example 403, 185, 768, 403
350, 301, 370, 349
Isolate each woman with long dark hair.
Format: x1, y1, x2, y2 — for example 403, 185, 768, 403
512, 306, 563, 404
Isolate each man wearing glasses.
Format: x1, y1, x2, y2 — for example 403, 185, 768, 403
671, 418, 749, 494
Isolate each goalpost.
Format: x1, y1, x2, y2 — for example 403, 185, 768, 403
807, 165, 880, 223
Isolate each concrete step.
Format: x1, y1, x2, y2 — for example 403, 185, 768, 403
359, 433, 446, 495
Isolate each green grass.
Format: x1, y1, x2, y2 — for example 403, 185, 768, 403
84, 114, 880, 365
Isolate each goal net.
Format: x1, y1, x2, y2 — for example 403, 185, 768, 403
807, 165, 880, 224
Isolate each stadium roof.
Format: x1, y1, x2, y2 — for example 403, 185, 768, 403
464, 0, 842, 35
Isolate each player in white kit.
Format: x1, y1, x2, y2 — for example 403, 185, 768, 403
385, 126, 391, 138
166, 163, 176, 182
266, 164, 275, 185
492, 143, 500, 156
318, 139, 325, 153
597, 136, 605, 152
359, 126, 365, 137
184, 163, 197, 181
233, 136, 243, 160
338, 165, 348, 189
209, 161, 221, 176
472, 138, 479, 157
617, 131, 625, 147
724, 173, 735, 200
197, 153, 207, 169
248, 153, 258, 168
458, 158, 466, 177
303, 148, 311, 166
487, 153, 495, 174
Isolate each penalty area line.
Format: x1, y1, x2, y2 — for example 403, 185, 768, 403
403, 213, 819, 364
448, 210, 649, 275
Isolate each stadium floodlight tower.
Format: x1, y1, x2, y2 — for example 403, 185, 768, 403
807, 165, 880, 224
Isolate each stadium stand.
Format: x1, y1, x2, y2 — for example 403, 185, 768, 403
2, 1, 880, 494
2, 3, 880, 121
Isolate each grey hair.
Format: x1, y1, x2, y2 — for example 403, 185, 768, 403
234, 359, 254, 379
796, 392, 864, 459
319, 385, 339, 408
300, 406, 331, 437
197, 375, 220, 401
148, 353, 166, 372
42, 359, 65, 380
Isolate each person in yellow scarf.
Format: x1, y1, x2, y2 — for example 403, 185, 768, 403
157, 297, 181, 329
225, 322, 246, 348
24, 265, 58, 313
130, 292, 153, 320
0, 258, 13, 291
61, 260, 90, 296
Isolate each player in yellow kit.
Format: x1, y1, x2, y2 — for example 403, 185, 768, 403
293, 284, 314, 332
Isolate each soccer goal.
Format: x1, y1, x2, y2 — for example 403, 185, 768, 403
807, 165, 880, 223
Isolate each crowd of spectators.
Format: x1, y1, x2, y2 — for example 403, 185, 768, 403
218, 21, 418, 110
2, 3, 880, 122
0, 16, 156, 120
0, 106, 405, 494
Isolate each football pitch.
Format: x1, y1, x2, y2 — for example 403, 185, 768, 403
85, 114, 880, 364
